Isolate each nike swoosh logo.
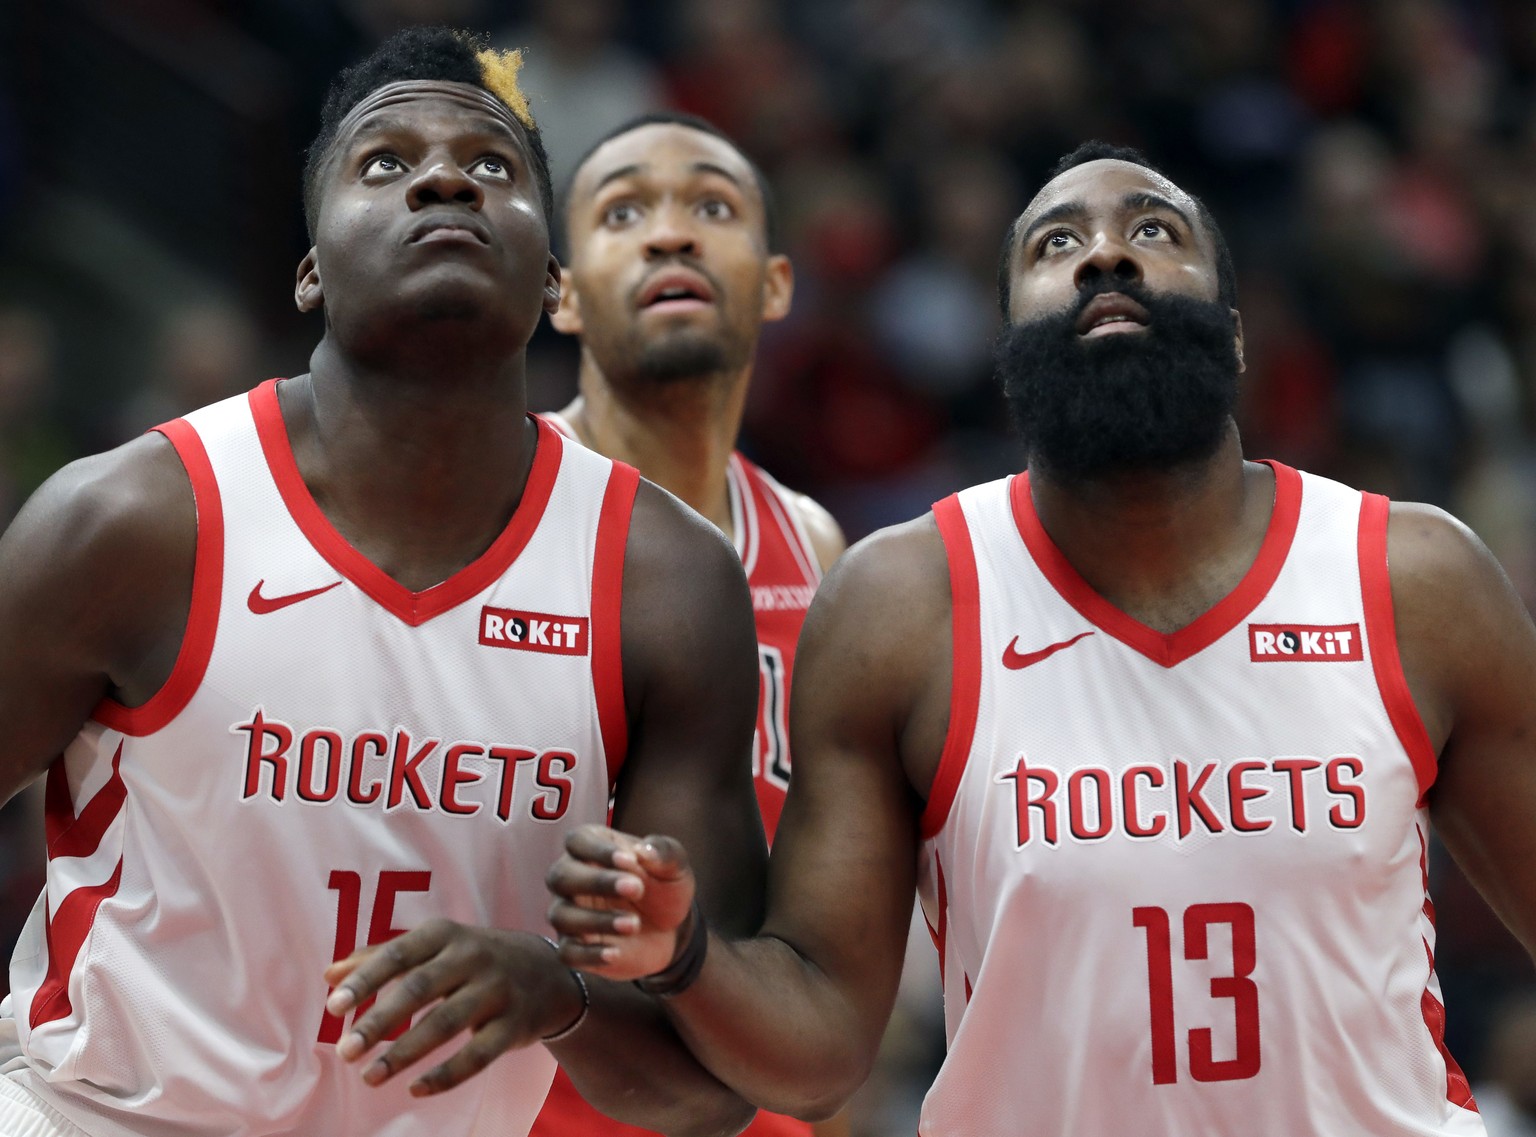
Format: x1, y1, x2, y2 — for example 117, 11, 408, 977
247, 579, 343, 614
1002, 631, 1095, 670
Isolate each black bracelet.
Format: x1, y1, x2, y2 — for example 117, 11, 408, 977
633, 900, 708, 998
538, 936, 590, 1042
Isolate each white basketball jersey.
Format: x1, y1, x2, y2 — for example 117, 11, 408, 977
917, 463, 1484, 1137
5, 380, 635, 1137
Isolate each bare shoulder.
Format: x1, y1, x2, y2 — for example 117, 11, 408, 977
1386, 500, 1535, 748
786, 490, 847, 574
0, 432, 196, 797
625, 476, 752, 607
2, 432, 195, 605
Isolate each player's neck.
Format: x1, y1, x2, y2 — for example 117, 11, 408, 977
1028, 426, 1276, 633
278, 359, 538, 591
561, 359, 747, 534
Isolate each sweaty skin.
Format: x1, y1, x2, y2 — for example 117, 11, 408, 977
0, 80, 762, 1137
546, 160, 1536, 1120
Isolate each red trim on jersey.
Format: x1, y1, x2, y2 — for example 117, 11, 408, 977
92, 418, 224, 734
536, 411, 578, 440
1358, 492, 1438, 803
29, 858, 125, 1029
593, 462, 638, 787
251, 380, 561, 627
745, 460, 820, 586
932, 852, 951, 985
921, 497, 982, 839
44, 743, 126, 860
1009, 462, 1302, 668
1421, 943, 1477, 1111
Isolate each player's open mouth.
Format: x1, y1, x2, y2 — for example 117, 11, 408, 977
1076, 293, 1150, 338
637, 270, 716, 314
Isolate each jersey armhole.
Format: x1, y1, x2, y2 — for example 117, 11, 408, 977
91, 418, 224, 736
920, 495, 982, 839
1358, 491, 1438, 804
593, 461, 640, 788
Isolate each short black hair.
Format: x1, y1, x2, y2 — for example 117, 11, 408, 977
562, 112, 781, 253
302, 26, 554, 242
997, 140, 1239, 317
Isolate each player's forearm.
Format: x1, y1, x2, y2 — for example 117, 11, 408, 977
554, 978, 757, 1137
658, 933, 876, 1120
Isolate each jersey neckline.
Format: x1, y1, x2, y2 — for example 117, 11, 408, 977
1009, 460, 1302, 668
251, 378, 562, 627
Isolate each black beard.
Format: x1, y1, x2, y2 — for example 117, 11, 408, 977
633, 331, 733, 383
995, 280, 1240, 482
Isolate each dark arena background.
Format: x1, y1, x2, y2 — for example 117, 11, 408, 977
4, 0, 1536, 1131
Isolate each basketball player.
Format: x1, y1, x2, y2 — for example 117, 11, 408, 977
0, 28, 764, 1137
548, 141, 1536, 1136
528, 114, 844, 1137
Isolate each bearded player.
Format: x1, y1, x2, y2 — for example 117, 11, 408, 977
531, 113, 845, 1137
550, 142, 1536, 1136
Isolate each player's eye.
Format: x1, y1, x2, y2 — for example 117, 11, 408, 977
699, 198, 735, 221
361, 154, 404, 177
1039, 230, 1078, 255
603, 202, 640, 227
473, 156, 513, 181
1136, 220, 1173, 241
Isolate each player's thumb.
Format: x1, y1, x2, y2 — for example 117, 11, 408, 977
636, 835, 692, 883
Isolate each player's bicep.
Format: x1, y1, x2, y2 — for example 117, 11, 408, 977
610, 481, 766, 936
0, 435, 194, 805
762, 525, 939, 1026
1398, 505, 1536, 956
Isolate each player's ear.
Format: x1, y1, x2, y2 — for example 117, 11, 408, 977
1232, 308, 1245, 374
761, 254, 793, 324
544, 254, 562, 318
295, 248, 323, 313
551, 270, 583, 336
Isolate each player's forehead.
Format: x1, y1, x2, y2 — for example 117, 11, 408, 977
332, 80, 528, 154
570, 123, 758, 208
1021, 159, 1198, 234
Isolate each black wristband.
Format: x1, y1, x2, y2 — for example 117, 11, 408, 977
633, 900, 708, 998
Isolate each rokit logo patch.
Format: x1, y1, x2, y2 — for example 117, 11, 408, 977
480, 607, 589, 655
1249, 623, 1362, 662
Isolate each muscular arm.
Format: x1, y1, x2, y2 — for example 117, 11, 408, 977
0, 435, 194, 805
1392, 503, 1536, 957
553, 517, 951, 1119
550, 479, 768, 1135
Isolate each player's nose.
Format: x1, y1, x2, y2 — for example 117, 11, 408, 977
643, 203, 699, 259
407, 160, 484, 211
1073, 229, 1142, 291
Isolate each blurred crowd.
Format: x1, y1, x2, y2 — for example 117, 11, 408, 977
6, 0, 1536, 1131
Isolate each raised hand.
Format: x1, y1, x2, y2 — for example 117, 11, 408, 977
322, 920, 584, 1095
546, 824, 699, 980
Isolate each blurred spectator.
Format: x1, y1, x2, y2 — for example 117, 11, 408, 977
0, 308, 71, 526
493, 0, 665, 195
1474, 993, 1536, 1136
112, 302, 261, 443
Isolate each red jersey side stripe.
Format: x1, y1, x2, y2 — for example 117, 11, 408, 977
921, 495, 982, 839
749, 467, 820, 587
593, 461, 639, 788
1358, 492, 1438, 803
44, 743, 126, 861
93, 416, 225, 735
29, 858, 125, 1029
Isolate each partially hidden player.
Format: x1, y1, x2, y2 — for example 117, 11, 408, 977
529, 113, 844, 1137
549, 142, 1536, 1136
0, 28, 763, 1137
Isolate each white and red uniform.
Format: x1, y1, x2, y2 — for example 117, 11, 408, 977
533, 413, 822, 1137
2, 380, 636, 1137
918, 462, 1483, 1136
